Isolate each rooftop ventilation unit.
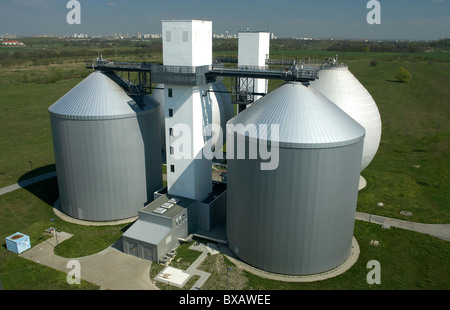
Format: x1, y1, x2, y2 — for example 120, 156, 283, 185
168, 198, 180, 204
161, 202, 174, 209
153, 207, 167, 215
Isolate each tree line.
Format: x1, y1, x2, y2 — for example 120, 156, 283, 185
0, 39, 163, 67
1, 37, 448, 67
326, 39, 450, 53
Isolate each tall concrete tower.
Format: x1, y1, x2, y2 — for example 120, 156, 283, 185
238, 31, 270, 103
162, 20, 213, 202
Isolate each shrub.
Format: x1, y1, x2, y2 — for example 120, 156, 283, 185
395, 67, 412, 83
370, 59, 379, 66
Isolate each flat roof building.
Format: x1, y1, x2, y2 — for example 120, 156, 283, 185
122, 194, 196, 263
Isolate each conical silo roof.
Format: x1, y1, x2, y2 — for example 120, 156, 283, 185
228, 81, 365, 149
49, 71, 158, 120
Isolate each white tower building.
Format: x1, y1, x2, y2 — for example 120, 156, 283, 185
162, 20, 214, 201
163, 20, 212, 67
238, 31, 270, 103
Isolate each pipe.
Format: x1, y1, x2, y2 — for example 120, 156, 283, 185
192, 233, 228, 245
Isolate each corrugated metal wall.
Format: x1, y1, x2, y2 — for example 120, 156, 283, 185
51, 109, 162, 221
226, 137, 363, 275
49, 72, 163, 222
226, 82, 365, 275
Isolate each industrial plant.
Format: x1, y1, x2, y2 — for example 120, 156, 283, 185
48, 19, 382, 276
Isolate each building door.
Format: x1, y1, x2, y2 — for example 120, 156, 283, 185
128, 242, 138, 256
142, 246, 153, 261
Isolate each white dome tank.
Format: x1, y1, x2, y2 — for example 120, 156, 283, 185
310, 66, 382, 171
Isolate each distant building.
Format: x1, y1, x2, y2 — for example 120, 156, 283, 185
1, 40, 25, 46
73, 33, 88, 39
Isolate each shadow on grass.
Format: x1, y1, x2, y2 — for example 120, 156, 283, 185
120, 221, 135, 233
110, 221, 136, 251
386, 79, 404, 83
18, 164, 59, 207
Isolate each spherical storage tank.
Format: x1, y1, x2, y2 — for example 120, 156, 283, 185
226, 82, 365, 275
49, 71, 162, 221
309, 66, 381, 171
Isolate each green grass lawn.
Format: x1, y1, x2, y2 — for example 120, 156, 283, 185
0, 178, 102, 289
2, 176, 450, 290
198, 221, 450, 290
0, 177, 128, 289
350, 59, 450, 223
149, 241, 202, 290
0, 78, 84, 189
0, 50, 449, 290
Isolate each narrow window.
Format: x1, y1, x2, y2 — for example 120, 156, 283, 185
182, 31, 189, 42
168, 88, 173, 98
169, 108, 173, 117
170, 146, 174, 155
169, 128, 173, 136
170, 165, 175, 173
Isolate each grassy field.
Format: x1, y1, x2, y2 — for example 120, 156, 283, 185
0, 178, 102, 289
351, 59, 450, 223
0, 78, 83, 189
0, 48, 449, 290
198, 221, 450, 290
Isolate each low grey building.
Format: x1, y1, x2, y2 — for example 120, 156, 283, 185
122, 194, 196, 262
122, 181, 227, 262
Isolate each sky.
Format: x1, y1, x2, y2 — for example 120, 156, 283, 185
0, 0, 449, 40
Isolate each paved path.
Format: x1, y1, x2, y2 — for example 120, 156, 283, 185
186, 243, 216, 290
20, 233, 158, 290
220, 237, 361, 283
0, 172, 56, 196
355, 212, 450, 242
5, 171, 449, 244
4, 172, 450, 289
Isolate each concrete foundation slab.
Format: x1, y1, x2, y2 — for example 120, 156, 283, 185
156, 266, 191, 287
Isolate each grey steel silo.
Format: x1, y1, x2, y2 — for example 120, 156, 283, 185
150, 83, 166, 153
49, 71, 162, 221
226, 81, 365, 275
210, 81, 235, 156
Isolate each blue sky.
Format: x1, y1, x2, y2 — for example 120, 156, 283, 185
0, 0, 449, 40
